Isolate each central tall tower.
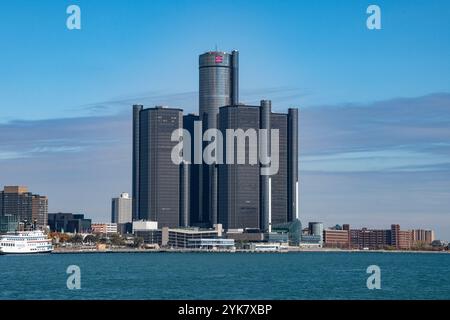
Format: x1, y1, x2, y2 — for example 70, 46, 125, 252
198, 50, 239, 226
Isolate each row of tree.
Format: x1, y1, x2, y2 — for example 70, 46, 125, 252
49, 232, 144, 248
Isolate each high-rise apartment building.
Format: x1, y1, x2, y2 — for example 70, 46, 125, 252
411, 229, 435, 245
0, 186, 48, 230
132, 106, 183, 228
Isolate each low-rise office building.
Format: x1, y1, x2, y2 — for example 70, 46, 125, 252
48, 213, 91, 233
187, 238, 235, 249
91, 223, 118, 235
226, 231, 265, 242
300, 234, 322, 248
132, 220, 158, 233
135, 224, 224, 249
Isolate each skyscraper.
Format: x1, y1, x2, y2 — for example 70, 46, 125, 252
217, 101, 299, 231
132, 106, 183, 228
132, 105, 143, 221
270, 109, 298, 225
111, 192, 132, 224
131, 49, 299, 232
218, 104, 261, 230
183, 113, 202, 225
199, 50, 239, 226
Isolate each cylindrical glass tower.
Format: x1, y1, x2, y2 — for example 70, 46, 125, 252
199, 50, 239, 226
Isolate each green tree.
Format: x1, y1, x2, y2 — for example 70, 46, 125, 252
69, 234, 83, 244
83, 234, 98, 244
110, 233, 125, 246
133, 237, 144, 248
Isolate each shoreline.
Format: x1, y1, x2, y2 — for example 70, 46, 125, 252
50, 247, 450, 255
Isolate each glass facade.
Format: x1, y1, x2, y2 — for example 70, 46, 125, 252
138, 107, 183, 228
218, 105, 261, 229
0, 215, 18, 233
199, 51, 239, 226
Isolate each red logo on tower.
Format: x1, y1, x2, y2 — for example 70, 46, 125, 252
215, 55, 223, 63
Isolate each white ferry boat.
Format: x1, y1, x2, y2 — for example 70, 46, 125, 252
0, 230, 53, 254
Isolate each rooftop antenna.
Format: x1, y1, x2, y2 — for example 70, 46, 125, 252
215, 44, 218, 52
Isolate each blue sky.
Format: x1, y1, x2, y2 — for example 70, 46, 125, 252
1, 1, 450, 238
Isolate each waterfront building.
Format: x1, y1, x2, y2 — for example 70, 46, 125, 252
226, 230, 265, 243
349, 224, 412, 250
323, 229, 350, 248
391, 224, 413, 250
216, 102, 298, 231
111, 193, 132, 224
0, 215, 18, 233
308, 222, 324, 245
218, 104, 261, 230
199, 50, 239, 227
135, 224, 224, 249
187, 238, 235, 249
265, 232, 289, 245
271, 219, 302, 246
411, 229, 435, 245
349, 228, 390, 249
132, 220, 158, 233
300, 234, 322, 248
270, 109, 298, 225
0, 186, 48, 230
132, 50, 299, 232
91, 223, 118, 235
48, 212, 91, 233
132, 106, 183, 228
182, 114, 203, 226
111, 192, 132, 234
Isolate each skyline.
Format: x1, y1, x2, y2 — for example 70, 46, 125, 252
1, 1, 450, 238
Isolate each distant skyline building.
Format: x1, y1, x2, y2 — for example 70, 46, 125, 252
271, 109, 298, 225
111, 192, 132, 224
183, 113, 202, 225
218, 104, 261, 230
0, 186, 48, 230
308, 222, 324, 245
412, 229, 435, 245
47, 212, 91, 233
199, 50, 239, 226
132, 49, 299, 232
209, 100, 299, 231
91, 223, 118, 235
323, 229, 350, 248
132, 106, 183, 228
348, 224, 413, 250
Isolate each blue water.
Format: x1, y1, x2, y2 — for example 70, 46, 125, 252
0, 252, 449, 300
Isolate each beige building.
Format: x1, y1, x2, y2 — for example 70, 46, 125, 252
0, 186, 48, 230
411, 229, 435, 245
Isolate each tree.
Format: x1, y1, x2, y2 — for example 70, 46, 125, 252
83, 234, 98, 244
69, 234, 83, 244
133, 237, 144, 248
110, 233, 125, 246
